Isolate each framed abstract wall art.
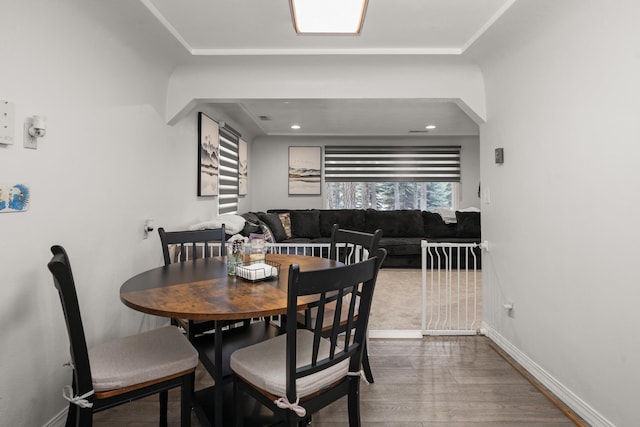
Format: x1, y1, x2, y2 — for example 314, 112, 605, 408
238, 138, 248, 196
0, 183, 30, 213
288, 146, 321, 195
198, 112, 219, 196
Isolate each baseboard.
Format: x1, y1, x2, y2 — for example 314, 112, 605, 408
483, 322, 613, 427
369, 329, 422, 339
43, 406, 67, 427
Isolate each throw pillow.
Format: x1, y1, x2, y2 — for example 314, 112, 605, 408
240, 212, 263, 236
257, 212, 288, 242
423, 211, 456, 238
436, 208, 457, 224
248, 232, 266, 241
259, 221, 275, 243
455, 211, 481, 237
289, 210, 321, 238
278, 212, 292, 239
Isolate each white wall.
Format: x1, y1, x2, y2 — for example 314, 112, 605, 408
166, 55, 487, 125
470, 1, 640, 425
0, 2, 228, 425
249, 135, 479, 212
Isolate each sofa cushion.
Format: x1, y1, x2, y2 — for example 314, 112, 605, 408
290, 210, 321, 238
378, 237, 423, 256
240, 212, 263, 236
257, 212, 288, 242
456, 211, 481, 238
365, 209, 423, 237
423, 211, 457, 239
318, 209, 366, 236
309, 237, 332, 244
281, 237, 312, 244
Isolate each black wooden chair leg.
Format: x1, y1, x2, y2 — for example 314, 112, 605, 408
78, 407, 92, 427
362, 340, 374, 383
234, 380, 244, 427
287, 414, 299, 427
181, 372, 194, 427
159, 390, 168, 427
347, 378, 361, 427
65, 402, 76, 427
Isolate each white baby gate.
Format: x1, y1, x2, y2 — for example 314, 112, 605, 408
421, 240, 484, 335
266, 241, 484, 335
265, 242, 330, 258
266, 242, 368, 262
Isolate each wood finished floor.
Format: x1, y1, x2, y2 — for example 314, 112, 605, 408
92, 336, 575, 426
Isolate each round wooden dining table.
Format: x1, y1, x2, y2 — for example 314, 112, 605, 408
120, 253, 341, 427
120, 253, 339, 319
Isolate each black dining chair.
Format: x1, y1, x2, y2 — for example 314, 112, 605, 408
158, 225, 227, 265
158, 226, 250, 340
300, 224, 383, 383
48, 245, 198, 427
231, 248, 386, 426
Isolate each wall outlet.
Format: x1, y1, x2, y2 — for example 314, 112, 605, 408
23, 121, 37, 149
143, 219, 154, 239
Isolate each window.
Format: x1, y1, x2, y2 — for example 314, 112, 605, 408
324, 145, 460, 210
218, 123, 240, 215
326, 182, 457, 210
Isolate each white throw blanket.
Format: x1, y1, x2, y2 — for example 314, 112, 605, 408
189, 214, 246, 234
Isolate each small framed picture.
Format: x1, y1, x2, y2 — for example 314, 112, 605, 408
288, 146, 321, 195
198, 112, 219, 196
239, 138, 248, 195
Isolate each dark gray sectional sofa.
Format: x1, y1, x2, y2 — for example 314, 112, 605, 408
240, 209, 481, 269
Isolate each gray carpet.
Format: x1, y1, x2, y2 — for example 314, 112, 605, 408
369, 268, 483, 331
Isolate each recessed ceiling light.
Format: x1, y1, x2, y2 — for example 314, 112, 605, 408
291, 124, 301, 130
290, 0, 368, 34
425, 125, 437, 130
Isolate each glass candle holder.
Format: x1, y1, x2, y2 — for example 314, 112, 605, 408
227, 240, 244, 276
249, 238, 266, 262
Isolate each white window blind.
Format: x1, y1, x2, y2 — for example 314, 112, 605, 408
324, 145, 461, 182
218, 123, 240, 215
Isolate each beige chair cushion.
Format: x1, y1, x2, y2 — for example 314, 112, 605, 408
230, 329, 349, 398
88, 326, 198, 392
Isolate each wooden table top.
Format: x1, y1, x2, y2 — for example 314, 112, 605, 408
120, 253, 341, 321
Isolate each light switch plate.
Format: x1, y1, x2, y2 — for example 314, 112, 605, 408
495, 148, 504, 164
0, 99, 15, 145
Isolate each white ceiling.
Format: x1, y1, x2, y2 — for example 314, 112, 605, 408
141, 0, 516, 137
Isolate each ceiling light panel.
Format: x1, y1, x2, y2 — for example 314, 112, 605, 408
290, 0, 368, 34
